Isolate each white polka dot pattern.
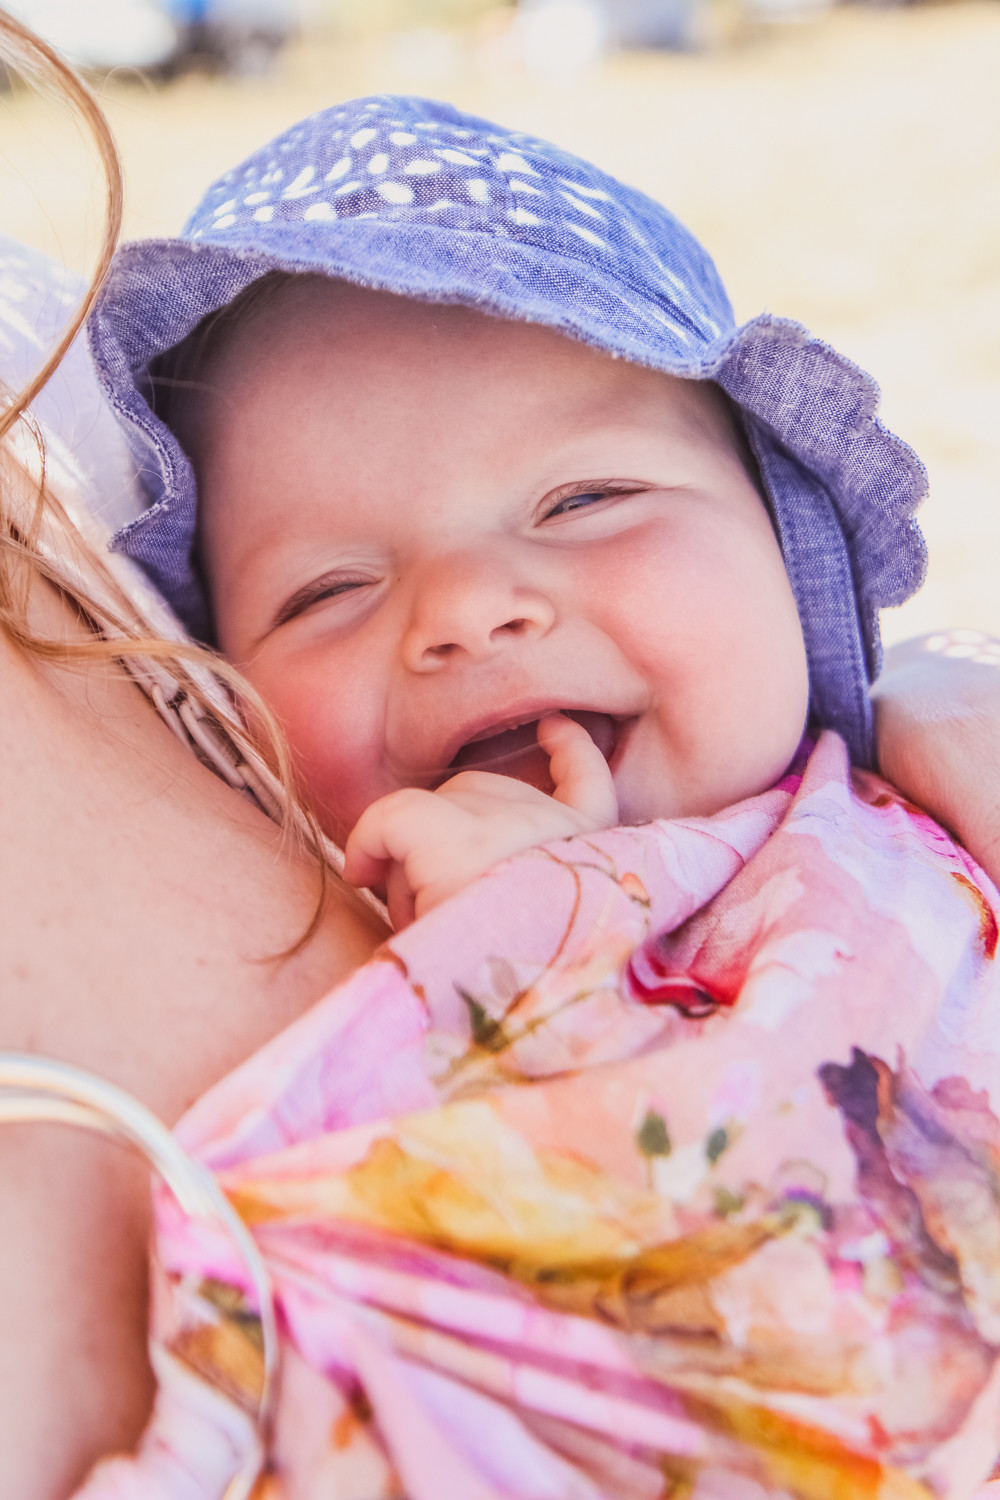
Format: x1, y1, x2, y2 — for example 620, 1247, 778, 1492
186, 94, 725, 346
92, 92, 932, 765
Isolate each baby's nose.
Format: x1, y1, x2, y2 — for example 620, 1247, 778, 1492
402, 553, 555, 671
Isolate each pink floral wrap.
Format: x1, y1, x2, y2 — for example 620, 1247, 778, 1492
76, 734, 1000, 1500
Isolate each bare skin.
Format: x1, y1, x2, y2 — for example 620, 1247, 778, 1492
3, 530, 1000, 1500
0, 574, 386, 1500
193, 279, 810, 923
873, 630, 1000, 887
4, 593, 1000, 1500
3, 291, 999, 1500
188, 279, 1000, 922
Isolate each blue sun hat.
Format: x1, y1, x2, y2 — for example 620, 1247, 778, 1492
88, 93, 927, 767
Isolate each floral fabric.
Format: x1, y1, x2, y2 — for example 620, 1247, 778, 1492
76, 733, 1000, 1500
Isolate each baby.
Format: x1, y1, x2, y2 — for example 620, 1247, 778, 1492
90, 94, 926, 926
82, 98, 1000, 1500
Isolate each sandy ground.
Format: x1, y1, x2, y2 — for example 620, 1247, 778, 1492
2, 4, 999, 645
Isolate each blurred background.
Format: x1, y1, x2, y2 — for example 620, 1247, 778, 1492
1, 0, 998, 645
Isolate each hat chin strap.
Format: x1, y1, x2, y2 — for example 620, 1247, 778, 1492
741, 415, 875, 769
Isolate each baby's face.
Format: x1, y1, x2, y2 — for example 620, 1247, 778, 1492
192, 277, 809, 842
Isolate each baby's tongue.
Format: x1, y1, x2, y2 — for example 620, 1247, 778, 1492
449, 711, 614, 791
450, 720, 553, 790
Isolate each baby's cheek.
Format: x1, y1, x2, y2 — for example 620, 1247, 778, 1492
289, 723, 385, 841
239, 660, 381, 839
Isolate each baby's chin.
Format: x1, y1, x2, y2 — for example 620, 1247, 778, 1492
619, 743, 808, 828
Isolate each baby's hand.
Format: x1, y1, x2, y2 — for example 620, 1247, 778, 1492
343, 713, 619, 929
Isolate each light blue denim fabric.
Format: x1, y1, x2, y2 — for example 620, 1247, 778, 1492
87, 94, 928, 766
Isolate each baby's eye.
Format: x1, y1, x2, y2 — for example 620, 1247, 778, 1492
546, 490, 606, 517
543, 487, 622, 521
273, 575, 371, 628
540, 481, 650, 523
309, 579, 367, 606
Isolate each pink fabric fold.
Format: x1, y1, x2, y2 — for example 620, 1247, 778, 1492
76, 734, 1000, 1499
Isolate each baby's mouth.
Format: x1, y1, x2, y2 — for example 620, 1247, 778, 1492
447, 710, 621, 792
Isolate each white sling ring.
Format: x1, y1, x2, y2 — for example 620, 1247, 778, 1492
0, 1051, 280, 1500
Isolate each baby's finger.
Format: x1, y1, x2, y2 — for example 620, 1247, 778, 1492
343, 786, 442, 888
538, 714, 618, 825
384, 862, 417, 931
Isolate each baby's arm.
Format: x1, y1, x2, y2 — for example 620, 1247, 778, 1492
873, 630, 1000, 887
344, 714, 619, 928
